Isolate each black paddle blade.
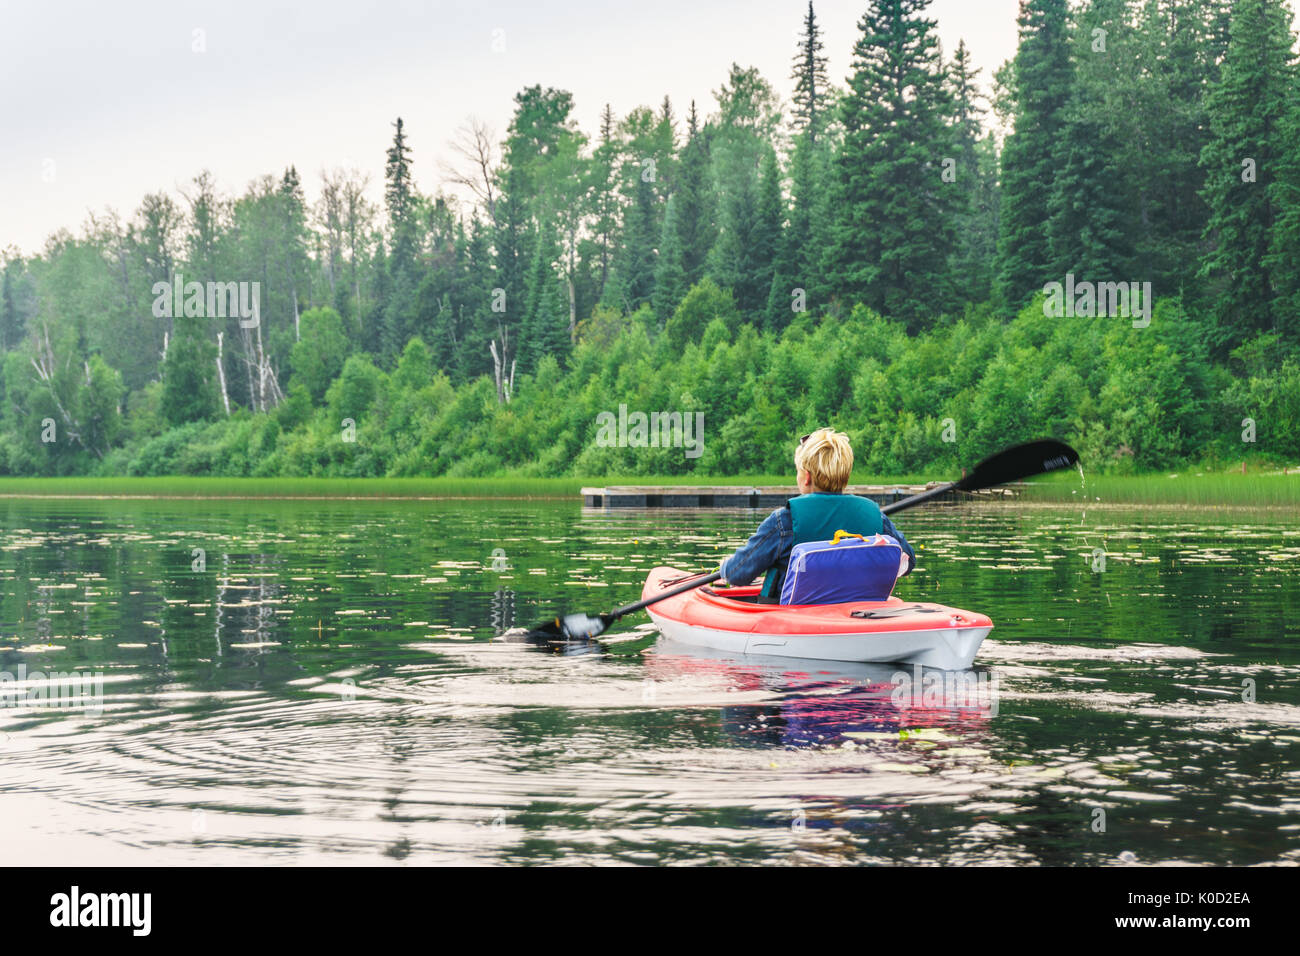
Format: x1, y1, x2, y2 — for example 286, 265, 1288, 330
523, 617, 566, 642
956, 439, 1079, 492
523, 612, 611, 643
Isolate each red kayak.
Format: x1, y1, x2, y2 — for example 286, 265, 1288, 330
642, 566, 992, 669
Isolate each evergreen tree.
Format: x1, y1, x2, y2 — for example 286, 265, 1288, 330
1267, 76, 1300, 342
945, 39, 995, 304
491, 164, 534, 385
585, 105, 623, 302
383, 118, 420, 362
671, 103, 718, 289
608, 170, 658, 312
784, 5, 834, 317
0, 256, 29, 353
1199, 0, 1298, 349
754, 148, 787, 330
1127, 0, 1226, 299
522, 229, 570, 370
162, 315, 219, 426
711, 157, 763, 316
995, 0, 1072, 309
791, 1, 831, 143
785, 126, 832, 309
451, 215, 497, 383
823, 0, 959, 327
710, 66, 783, 318
1046, 0, 1134, 284
652, 196, 688, 322
277, 166, 310, 341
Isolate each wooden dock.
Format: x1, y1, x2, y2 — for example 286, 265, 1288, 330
580, 484, 1020, 509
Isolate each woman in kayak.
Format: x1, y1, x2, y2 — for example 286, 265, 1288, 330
719, 428, 915, 600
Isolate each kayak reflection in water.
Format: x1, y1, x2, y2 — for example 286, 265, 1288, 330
645, 644, 995, 749
717, 428, 916, 601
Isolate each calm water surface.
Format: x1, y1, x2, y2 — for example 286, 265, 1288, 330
1, 498, 1297, 865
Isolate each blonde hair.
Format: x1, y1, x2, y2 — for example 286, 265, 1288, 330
794, 428, 854, 492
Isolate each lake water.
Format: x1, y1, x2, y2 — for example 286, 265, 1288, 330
1, 497, 1297, 865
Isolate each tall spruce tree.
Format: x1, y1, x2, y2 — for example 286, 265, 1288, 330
672, 103, 718, 290
823, 0, 959, 327
1267, 71, 1300, 342
786, 4, 835, 312
754, 148, 788, 330
491, 163, 533, 385
1046, 0, 1135, 284
585, 105, 623, 303
995, 0, 1072, 309
162, 314, 219, 426
522, 229, 570, 371
946, 39, 997, 304
1126, 0, 1226, 300
608, 170, 659, 312
383, 118, 420, 362
652, 196, 688, 321
792, 1, 831, 143
1199, 0, 1298, 349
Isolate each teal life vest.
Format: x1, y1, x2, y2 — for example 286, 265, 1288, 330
760, 492, 885, 598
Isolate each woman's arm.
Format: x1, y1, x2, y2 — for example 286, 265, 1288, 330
719, 508, 792, 585
881, 515, 917, 575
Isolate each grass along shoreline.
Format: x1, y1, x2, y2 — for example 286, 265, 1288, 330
0, 470, 1295, 505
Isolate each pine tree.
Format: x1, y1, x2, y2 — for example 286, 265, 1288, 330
652, 196, 688, 322
754, 148, 787, 330
786, 5, 835, 312
945, 39, 997, 304
522, 230, 570, 371
585, 104, 623, 302
672, 103, 718, 289
823, 0, 959, 327
1127, 0, 1226, 300
995, 0, 1073, 309
385, 118, 416, 237
0, 256, 27, 353
608, 171, 658, 312
1199, 0, 1298, 349
383, 118, 420, 363
1267, 79, 1300, 342
792, 1, 831, 143
655, 95, 678, 196
712, 159, 763, 316
1046, 0, 1134, 284
786, 123, 832, 309
162, 314, 219, 426
277, 165, 311, 341
451, 215, 496, 383
491, 164, 533, 384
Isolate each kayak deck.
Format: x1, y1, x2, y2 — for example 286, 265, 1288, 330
642, 566, 992, 669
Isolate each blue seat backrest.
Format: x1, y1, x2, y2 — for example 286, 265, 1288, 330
779, 535, 904, 605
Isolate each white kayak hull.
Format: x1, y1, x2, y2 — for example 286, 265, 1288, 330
646, 609, 991, 669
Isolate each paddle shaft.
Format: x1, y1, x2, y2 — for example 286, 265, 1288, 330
880, 481, 957, 516
606, 570, 723, 620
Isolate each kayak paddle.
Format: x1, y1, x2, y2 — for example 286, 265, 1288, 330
523, 438, 1079, 643
881, 438, 1079, 515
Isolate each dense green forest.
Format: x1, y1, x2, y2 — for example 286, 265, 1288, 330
2, 0, 1298, 479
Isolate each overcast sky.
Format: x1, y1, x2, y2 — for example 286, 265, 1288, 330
0, 0, 1020, 256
